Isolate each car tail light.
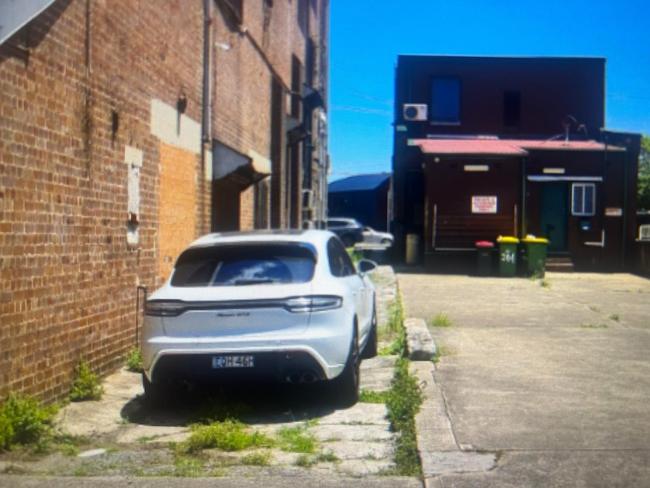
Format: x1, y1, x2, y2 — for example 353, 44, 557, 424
285, 296, 343, 313
145, 300, 186, 317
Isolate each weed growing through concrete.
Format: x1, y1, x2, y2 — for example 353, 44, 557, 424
385, 358, 423, 476
589, 305, 601, 313
179, 419, 274, 453
125, 348, 143, 372
539, 278, 551, 288
173, 455, 204, 477
609, 314, 620, 322
580, 323, 608, 329
0, 394, 58, 451
432, 344, 452, 365
379, 294, 406, 356
294, 450, 338, 467
69, 361, 103, 402
359, 390, 390, 404
277, 425, 317, 453
430, 313, 452, 327
240, 451, 272, 466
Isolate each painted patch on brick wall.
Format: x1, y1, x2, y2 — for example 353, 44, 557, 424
158, 143, 198, 283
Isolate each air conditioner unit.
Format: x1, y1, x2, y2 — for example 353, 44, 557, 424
639, 224, 650, 241
302, 189, 314, 208
403, 103, 428, 121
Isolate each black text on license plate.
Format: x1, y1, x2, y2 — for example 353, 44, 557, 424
212, 355, 254, 369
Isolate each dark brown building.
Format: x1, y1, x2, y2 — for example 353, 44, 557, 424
392, 55, 640, 271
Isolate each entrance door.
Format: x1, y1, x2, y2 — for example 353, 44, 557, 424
540, 183, 568, 252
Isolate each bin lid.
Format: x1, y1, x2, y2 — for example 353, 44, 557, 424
475, 240, 494, 248
521, 234, 549, 244
497, 235, 520, 244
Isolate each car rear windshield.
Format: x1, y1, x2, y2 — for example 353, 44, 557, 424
170, 243, 316, 287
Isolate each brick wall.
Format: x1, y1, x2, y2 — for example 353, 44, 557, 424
0, 0, 207, 401
0, 0, 329, 401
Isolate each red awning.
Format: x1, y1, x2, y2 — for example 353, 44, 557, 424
501, 139, 625, 152
411, 138, 527, 156
411, 138, 625, 156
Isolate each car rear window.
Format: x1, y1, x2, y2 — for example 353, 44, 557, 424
170, 243, 316, 287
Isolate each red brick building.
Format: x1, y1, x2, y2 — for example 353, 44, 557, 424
0, 0, 329, 400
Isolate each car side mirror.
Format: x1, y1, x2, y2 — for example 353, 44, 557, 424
357, 259, 377, 274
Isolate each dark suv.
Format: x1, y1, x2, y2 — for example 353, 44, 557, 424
326, 218, 364, 247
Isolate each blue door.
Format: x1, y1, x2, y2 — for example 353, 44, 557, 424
540, 183, 568, 252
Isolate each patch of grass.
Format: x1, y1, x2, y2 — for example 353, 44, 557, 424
387, 296, 405, 333
580, 323, 608, 329
50, 434, 89, 456
295, 453, 317, 467
379, 326, 405, 357
179, 420, 274, 453
69, 361, 103, 402
277, 425, 317, 454
539, 278, 551, 288
609, 314, 620, 322
173, 455, 204, 477
241, 451, 272, 466
430, 313, 452, 328
294, 450, 339, 467
194, 400, 252, 423
385, 358, 423, 476
315, 451, 339, 463
125, 348, 143, 373
0, 394, 58, 451
359, 390, 390, 404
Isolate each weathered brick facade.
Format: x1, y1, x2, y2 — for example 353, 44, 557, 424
0, 0, 329, 401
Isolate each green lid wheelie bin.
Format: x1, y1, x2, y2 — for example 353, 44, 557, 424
522, 235, 550, 277
496, 236, 519, 277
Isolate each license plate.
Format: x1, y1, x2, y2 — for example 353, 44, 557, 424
212, 355, 255, 369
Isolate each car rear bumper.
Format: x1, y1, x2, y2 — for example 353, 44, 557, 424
143, 338, 347, 384
148, 350, 329, 385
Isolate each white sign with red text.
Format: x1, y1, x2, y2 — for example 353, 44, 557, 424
471, 196, 498, 214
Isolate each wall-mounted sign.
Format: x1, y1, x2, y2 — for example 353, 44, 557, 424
464, 164, 489, 172
471, 196, 498, 214
605, 207, 623, 217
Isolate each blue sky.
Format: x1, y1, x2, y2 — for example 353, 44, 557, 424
328, 0, 650, 180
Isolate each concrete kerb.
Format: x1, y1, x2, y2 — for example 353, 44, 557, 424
405, 317, 436, 361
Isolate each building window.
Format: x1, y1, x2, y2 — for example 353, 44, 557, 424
503, 91, 521, 127
572, 183, 596, 216
430, 77, 460, 124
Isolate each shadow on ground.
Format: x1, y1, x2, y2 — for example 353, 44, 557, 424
120, 380, 338, 428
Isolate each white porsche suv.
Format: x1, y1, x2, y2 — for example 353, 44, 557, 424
142, 230, 377, 406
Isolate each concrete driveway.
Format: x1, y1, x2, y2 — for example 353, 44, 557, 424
399, 271, 650, 488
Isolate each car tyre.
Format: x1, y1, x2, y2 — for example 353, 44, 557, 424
332, 328, 360, 407
362, 306, 378, 359
142, 373, 170, 407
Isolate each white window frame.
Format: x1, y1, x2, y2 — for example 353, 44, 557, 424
571, 183, 596, 217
